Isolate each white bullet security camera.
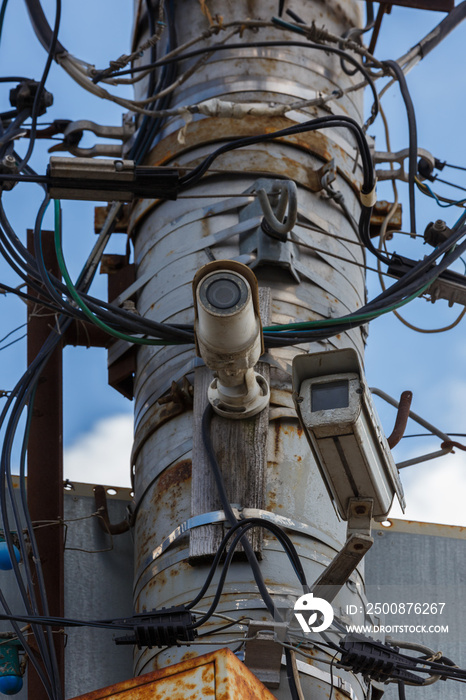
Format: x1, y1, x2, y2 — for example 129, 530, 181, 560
292, 348, 405, 521
193, 261, 270, 419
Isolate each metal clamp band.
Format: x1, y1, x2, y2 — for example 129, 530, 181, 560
133, 507, 344, 596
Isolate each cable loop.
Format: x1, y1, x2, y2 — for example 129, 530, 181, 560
257, 180, 298, 239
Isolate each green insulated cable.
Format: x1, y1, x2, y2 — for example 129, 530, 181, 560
53, 200, 172, 346
263, 283, 431, 333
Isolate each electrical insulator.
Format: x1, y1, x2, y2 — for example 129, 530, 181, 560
0, 642, 23, 696
0, 537, 20, 571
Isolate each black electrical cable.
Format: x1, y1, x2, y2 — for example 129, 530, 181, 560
145, 0, 157, 94
285, 647, 301, 700
434, 176, 466, 194
0, 108, 19, 121
12, 194, 466, 351
382, 60, 417, 236
186, 522, 307, 631
0, 109, 31, 160
185, 517, 308, 619
339, 2, 375, 77
26, 196, 195, 343
188, 526, 258, 630
179, 115, 374, 191
0, 322, 26, 345
16, 385, 62, 696
0, 77, 31, 83
0, 0, 9, 45
443, 161, 466, 173
0, 202, 123, 700
130, 0, 177, 164
403, 433, 466, 439
0, 356, 63, 700
16, 0, 61, 172
201, 404, 302, 700
95, 39, 379, 124
263, 226, 466, 346
0, 332, 27, 351
23, 0, 66, 55
0, 588, 55, 698
13, 193, 466, 350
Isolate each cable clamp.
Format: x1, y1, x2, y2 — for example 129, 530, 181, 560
360, 181, 377, 208
114, 606, 197, 648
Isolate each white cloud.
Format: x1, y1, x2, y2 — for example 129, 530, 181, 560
64, 414, 133, 488
63, 413, 466, 528
389, 450, 466, 527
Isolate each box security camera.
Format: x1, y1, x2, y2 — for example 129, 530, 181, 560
193, 260, 270, 419
292, 348, 405, 521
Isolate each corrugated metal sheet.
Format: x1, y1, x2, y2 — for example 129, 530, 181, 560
0, 480, 134, 700
365, 519, 466, 700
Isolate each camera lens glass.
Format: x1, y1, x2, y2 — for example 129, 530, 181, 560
205, 278, 242, 309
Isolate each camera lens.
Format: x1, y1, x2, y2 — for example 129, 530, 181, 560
205, 278, 242, 309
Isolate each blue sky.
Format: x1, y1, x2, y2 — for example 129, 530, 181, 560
1, 1, 466, 525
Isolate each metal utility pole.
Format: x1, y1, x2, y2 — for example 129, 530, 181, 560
130, 1, 370, 696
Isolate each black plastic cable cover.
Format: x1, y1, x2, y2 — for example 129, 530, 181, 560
24, 0, 66, 55
383, 60, 417, 236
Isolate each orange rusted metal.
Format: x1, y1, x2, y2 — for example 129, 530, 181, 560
369, 200, 403, 239
94, 204, 130, 234
69, 647, 277, 700
127, 116, 362, 235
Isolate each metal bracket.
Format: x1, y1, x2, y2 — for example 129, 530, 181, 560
244, 621, 288, 688
281, 656, 356, 699
311, 499, 374, 603
374, 147, 434, 182
239, 178, 301, 282
370, 386, 455, 469
49, 118, 135, 158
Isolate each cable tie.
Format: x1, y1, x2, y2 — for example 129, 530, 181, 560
360, 181, 377, 208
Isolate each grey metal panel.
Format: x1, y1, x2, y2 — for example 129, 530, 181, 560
63, 488, 133, 699
365, 520, 466, 700
0, 484, 133, 700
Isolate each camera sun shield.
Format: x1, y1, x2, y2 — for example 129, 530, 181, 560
292, 348, 405, 521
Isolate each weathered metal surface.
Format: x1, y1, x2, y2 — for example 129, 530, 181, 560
366, 518, 466, 700
94, 204, 130, 234
244, 621, 287, 688
94, 485, 130, 535
131, 1, 372, 697
64, 485, 133, 698
369, 200, 403, 239
69, 648, 277, 700
0, 480, 133, 699
103, 257, 137, 398
130, 124, 364, 236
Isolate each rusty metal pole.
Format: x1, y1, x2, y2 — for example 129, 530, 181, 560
130, 1, 371, 697
26, 229, 65, 700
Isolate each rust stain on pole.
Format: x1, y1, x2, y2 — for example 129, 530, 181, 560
26, 229, 65, 700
